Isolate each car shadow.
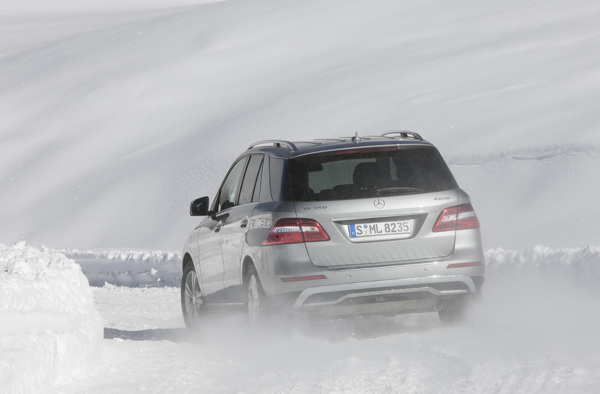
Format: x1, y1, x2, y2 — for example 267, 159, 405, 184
104, 327, 189, 342
103, 312, 445, 343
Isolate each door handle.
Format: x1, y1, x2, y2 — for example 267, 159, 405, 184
213, 213, 229, 233
240, 218, 249, 228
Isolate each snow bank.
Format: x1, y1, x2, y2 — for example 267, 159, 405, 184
485, 245, 600, 293
0, 243, 103, 394
63, 249, 182, 287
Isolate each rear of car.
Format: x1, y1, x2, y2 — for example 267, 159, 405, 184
255, 136, 484, 319
182, 132, 484, 328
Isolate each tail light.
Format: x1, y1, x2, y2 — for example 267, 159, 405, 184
433, 203, 480, 232
262, 218, 330, 245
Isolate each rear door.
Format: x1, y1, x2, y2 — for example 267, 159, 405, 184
197, 156, 248, 298
220, 154, 264, 290
289, 145, 459, 268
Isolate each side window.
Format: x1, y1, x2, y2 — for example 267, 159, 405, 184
252, 162, 263, 202
239, 155, 264, 205
216, 157, 249, 212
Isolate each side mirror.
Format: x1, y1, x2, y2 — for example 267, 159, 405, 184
190, 196, 210, 216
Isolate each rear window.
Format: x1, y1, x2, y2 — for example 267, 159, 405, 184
289, 146, 458, 202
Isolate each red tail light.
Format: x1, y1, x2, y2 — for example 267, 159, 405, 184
433, 204, 480, 232
335, 147, 398, 155
262, 218, 330, 245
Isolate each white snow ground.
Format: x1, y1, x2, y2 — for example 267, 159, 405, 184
2, 245, 600, 393
1, 0, 600, 392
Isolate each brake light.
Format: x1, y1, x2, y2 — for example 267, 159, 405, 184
262, 218, 330, 245
433, 204, 480, 232
334, 147, 398, 155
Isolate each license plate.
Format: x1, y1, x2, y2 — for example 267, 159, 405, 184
349, 220, 412, 238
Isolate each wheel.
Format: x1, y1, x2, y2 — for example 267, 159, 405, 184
245, 265, 265, 326
181, 262, 204, 329
438, 297, 466, 324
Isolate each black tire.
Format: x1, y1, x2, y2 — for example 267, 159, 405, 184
181, 261, 204, 329
245, 265, 265, 326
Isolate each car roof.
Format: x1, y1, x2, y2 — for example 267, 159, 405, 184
245, 131, 434, 159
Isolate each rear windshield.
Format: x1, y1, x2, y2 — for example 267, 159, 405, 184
289, 146, 458, 202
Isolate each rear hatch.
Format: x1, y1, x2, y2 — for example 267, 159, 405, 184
289, 144, 460, 268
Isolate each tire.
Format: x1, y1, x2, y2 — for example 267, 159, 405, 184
181, 261, 204, 329
245, 265, 265, 326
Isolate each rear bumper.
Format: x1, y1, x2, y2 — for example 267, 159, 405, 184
295, 274, 475, 307
255, 233, 485, 316
265, 274, 481, 317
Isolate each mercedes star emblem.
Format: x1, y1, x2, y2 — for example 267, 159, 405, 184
374, 199, 385, 209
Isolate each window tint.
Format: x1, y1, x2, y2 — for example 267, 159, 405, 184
252, 162, 263, 202
216, 157, 248, 211
308, 158, 374, 194
289, 146, 457, 201
270, 157, 291, 201
239, 155, 263, 205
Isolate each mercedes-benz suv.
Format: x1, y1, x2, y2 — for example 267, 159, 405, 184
181, 131, 484, 327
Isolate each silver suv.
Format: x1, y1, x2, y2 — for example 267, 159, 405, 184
181, 132, 484, 327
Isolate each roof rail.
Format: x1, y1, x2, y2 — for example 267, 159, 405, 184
381, 131, 423, 141
310, 138, 347, 144
248, 140, 298, 151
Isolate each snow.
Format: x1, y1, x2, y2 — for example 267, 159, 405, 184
1, 0, 599, 251
52, 247, 600, 393
2, 245, 598, 392
451, 148, 600, 249
1, 0, 600, 392
0, 243, 103, 393
62, 249, 182, 287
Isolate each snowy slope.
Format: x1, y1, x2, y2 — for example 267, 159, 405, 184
1, 0, 599, 251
